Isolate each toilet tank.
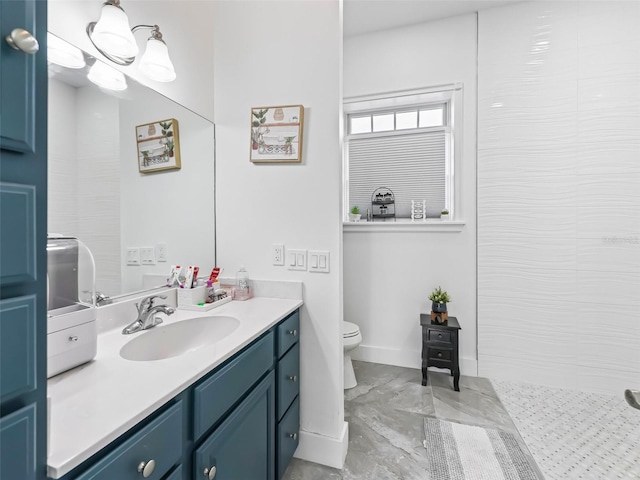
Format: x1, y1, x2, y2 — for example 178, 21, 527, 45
46, 236, 97, 378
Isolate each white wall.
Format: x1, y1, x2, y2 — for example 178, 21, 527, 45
48, 0, 215, 120
213, 0, 347, 468
477, 1, 640, 394
343, 14, 478, 375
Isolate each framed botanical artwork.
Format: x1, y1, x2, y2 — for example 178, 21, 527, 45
250, 105, 304, 163
136, 118, 181, 173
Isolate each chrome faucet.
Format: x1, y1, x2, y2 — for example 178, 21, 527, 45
122, 295, 175, 335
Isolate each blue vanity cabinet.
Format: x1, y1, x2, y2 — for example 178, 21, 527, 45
194, 372, 275, 480
0, 0, 48, 479
275, 311, 300, 479
51, 310, 300, 480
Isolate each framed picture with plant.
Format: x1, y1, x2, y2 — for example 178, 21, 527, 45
136, 118, 181, 173
250, 105, 304, 163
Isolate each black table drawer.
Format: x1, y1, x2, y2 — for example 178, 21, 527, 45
426, 329, 452, 344
427, 347, 452, 363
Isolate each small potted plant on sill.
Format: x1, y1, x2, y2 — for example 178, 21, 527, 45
440, 209, 450, 221
349, 206, 361, 222
429, 286, 451, 324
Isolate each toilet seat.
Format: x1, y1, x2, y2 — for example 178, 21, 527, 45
343, 321, 360, 338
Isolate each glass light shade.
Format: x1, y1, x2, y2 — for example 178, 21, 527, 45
47, 33, 86, 69
90, 4, 138, 59
87, 61, 127, 91
139, 38, 176, 82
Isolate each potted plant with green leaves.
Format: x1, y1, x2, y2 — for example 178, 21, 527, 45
440, 209, 450, 221
349, 206, 361, 222
429, 286, 451, 314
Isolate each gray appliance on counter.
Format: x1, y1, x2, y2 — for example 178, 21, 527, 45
47, 236, 97, 378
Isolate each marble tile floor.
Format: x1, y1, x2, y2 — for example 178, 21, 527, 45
283, 361, 543, 480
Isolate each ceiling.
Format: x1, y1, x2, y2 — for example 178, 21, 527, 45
344, 0, 520, 37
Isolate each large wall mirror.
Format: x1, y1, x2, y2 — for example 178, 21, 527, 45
47, 33, 216, 301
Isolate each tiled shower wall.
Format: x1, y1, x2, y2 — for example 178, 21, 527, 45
477, 1, 640, 394
48, 80, 121, 296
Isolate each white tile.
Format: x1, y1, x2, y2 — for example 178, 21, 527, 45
479, 206, 577, 239
576, 270, 640, 307
577, 237, 640, 274
478, 236, 576, 272
480, 354, 578, 390
577, 206, 640, 239
477, 146, 578, 178
479, 266, 577, 303
576, 173, 640, 210
578, 0, 640, 49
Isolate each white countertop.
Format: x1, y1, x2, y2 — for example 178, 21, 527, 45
47, 297, 302, 479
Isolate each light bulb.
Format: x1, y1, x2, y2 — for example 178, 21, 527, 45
87, 61, 127, 91
139, 38, 176, 82
47, 33, 86, 69
90, 3, 138, 59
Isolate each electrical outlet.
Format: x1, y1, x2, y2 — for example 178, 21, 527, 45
126, 248, 140, 266
140, 247, 156, 265
272, 243, 284, 266
156, 242, 168, 262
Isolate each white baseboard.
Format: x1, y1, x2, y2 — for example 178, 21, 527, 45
294, 422, 349, 469
351, 344, 478, 377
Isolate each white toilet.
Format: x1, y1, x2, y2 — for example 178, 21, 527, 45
343, 321, 362, 389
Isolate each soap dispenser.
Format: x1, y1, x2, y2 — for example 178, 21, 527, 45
234, 266, 252, 301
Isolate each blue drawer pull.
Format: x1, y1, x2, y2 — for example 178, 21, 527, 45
287, 375, 297, 382
288, 329, 297, 336
288, 432, 298, 440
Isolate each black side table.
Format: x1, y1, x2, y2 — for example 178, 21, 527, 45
420, 314, 461, 391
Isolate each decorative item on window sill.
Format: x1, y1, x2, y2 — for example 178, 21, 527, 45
349, 206, 361, 222
371, 187, 396, 221
428, 286, 451, 324
86, 0, 176, 82
411, 200, 426, 222
440, 209, 450, 221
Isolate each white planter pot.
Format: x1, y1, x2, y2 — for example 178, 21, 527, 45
440, 213, 450, 221
349, 213, 361, 222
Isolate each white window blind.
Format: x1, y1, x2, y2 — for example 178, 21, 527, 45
347, 130, 446, 218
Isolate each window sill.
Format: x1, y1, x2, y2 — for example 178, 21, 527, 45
343, 219, 465, 233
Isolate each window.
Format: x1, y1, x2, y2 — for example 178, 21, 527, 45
343, 86, 458, 221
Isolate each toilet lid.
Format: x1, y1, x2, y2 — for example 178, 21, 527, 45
343, 321, 360, 338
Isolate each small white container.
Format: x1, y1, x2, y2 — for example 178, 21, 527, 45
177, 285, 206, 308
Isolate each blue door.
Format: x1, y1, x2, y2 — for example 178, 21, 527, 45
0, 0, 48, 479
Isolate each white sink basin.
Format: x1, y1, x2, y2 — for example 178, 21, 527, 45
120, 316, 240, 361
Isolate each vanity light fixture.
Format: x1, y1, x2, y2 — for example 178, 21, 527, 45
87, 60, 128, 91
47, 33, 86, 69
87, 0, 176, 82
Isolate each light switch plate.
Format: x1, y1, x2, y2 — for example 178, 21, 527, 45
309, 250, 330, 273
140, 247, 156, 265
126, 247, 140, 266
287, 249, 307, 271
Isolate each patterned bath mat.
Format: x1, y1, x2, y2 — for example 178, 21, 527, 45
423, 417, 540, 480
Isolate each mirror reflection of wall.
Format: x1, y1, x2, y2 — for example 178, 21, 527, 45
47, 34, 216, 298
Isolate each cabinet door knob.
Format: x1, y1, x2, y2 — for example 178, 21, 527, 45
288, 432, 298, 440
437, 352, 443, 358
137, 460, 156, 478
204, 466, 217, 479
438, 334, 443, 339
288, 375, 297, 382
288, 329, 297, 337
5, 28, 39, 54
